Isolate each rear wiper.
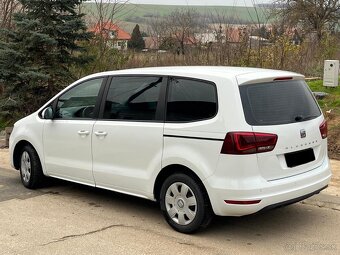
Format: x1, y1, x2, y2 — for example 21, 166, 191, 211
294, 115, 318, 122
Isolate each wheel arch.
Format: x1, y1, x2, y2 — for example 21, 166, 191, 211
13, 140, 36, 170
153, 164, 211, 205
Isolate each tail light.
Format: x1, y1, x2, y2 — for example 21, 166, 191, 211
319, 120, 327, 139
221, 132, 278, 155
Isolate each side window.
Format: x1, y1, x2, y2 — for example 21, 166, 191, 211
103, 76, 163, 121
166, 78, 217, 122
55, 78, 104, 119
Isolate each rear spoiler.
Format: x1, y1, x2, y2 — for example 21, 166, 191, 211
236, 71, 305, 86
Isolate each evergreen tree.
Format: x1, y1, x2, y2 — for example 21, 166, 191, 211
128, 24, 145, 50
0, 0, 92, 120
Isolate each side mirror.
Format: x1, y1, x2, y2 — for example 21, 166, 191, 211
42, 106, 54, 120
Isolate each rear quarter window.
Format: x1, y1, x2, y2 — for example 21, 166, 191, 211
239, 80, 321, 125
166, 78, 218, 122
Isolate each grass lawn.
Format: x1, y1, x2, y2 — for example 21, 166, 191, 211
307, 79, 340, 113
308, 79, 340, 95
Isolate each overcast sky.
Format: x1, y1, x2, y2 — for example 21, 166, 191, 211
128, 0, 273, 6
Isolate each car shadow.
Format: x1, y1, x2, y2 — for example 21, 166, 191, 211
43, 177, 323, 240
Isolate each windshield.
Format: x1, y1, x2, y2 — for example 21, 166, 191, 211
239, 80, 321, 125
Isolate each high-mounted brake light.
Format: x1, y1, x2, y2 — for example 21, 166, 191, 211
221, 132, 278, 155
273, 77, 293, 81
319, 120, 327, 139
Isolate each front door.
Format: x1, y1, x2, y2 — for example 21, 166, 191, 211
43, 78, 105, 185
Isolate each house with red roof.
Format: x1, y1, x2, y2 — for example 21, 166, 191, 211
90, 21, 131, 50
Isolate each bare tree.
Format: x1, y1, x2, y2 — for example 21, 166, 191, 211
276, 0, 340, 40
82, 0, 130, 72
84, 0, 131, 49
89, 0, 130, 29
147, 9, 200, 54
208, 11, 231, 65
244, 1, 272, 67
166, 9, 200, 54
147, 16, 168, 49
0, 0, 20, 29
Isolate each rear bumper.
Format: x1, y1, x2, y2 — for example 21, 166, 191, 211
204, 157, 332, 216
258, 185, 327, 213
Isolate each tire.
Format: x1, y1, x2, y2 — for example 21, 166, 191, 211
19, 145, 45, 189
159, 173, 213, 233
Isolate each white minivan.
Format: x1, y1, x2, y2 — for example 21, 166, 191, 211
9, 67, 332, 233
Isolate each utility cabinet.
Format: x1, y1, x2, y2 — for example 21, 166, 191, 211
323, 60, 339, 87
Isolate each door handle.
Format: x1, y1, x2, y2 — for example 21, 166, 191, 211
78, 130, 90, 136
94, 131, 108, 137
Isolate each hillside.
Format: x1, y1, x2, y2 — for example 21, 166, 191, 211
82, 3, 271, 33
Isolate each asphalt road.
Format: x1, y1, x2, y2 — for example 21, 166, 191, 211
0, 167, 339, 255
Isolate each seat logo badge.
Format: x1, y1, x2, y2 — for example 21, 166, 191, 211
300, 129, 306, 138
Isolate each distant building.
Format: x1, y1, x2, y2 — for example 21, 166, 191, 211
90, 22, 131, 50
194, 32, 218, 44
200, 25, 249, 44
249, 36, 270, 49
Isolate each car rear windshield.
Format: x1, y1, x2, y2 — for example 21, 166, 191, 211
239, 80, 321, 125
